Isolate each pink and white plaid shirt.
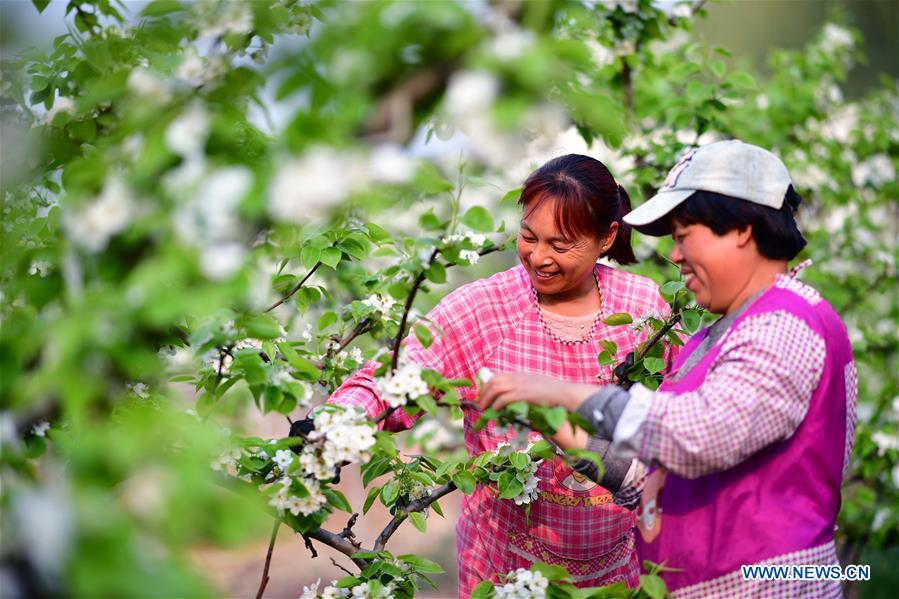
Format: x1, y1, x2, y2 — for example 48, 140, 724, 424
330, 264, 674, 597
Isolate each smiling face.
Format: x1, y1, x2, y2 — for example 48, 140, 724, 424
670, 220, 753, 314
517, 197, 615, 302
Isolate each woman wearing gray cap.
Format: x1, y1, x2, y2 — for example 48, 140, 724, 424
480, 140, 858, 597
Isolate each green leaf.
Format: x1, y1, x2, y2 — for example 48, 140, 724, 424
544, 406, 567, 433
640, 574, 667, 599
452, 470, 476, 495
681, 309, 701, 333
471, 581, 494, 599
365, 222, 391, 242
320, 247, 342, 269
728, 70, 756, 88
528, 440, 555, 460
510, 451, 530, 470
603, 312, 633, 326
318, 311, 338, 330
501, 187, 522, 204
32, 0, 51, 12
414, 323, 433, 348
461, 206, 495, 232
660, 281, 685, 300
245, 314, 282, 339
408, 511, 427, 533
324, 488, 352, 513
497, 476, 523, 500
643, 357, 666, 375
363, 486, 381, 514
425, 261, 447, 284
381, 481, 399, 506
300, 245, 321, 270
419, 211, 443, 231
398, 554, 445, 574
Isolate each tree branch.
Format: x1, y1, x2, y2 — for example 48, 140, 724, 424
305, 527, 371, 570
373, 481, 457, 551
266, 262, 322, 313
255, 519, 280, 599
391, 248, 439, 372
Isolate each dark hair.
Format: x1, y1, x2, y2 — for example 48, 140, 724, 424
518, 154, 637, 265
669, 186, 806, 260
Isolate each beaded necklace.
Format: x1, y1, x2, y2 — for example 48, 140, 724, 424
532, 272, 603, 346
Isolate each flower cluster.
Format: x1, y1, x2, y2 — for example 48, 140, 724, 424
442, 230, 488, 248
268, 476, 326, 517
495, 568, 550, 599
298, 408, 376, 481
361, 294, 397, 321
494, 443, 541, 506
65, 175, 137, 253
375, 360, 430, 408
300, 578, 397, 598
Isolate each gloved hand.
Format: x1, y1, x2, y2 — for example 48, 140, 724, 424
613, 351, 636, 389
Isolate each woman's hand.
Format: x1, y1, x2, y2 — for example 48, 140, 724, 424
477, 372, 595, 412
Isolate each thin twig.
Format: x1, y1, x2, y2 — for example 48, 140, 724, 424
339, 513, 361, 549
266, 262, 322, 313
391, 248, 439, 372
301, 533, 318, 559
305, 527, 371, 569
638, 314, 682, 361
330, 557, 355, 577
374, 481, 457, 551
255, 519, 281, 599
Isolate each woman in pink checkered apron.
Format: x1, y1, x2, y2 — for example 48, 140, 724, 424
328, 154, 676, 597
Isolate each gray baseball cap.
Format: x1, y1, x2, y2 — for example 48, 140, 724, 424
624, 140, 793, 236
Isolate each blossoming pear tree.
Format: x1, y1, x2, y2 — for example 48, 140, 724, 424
1, 0, 896, 597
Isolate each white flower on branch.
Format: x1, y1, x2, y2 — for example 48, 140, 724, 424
211, 447, 242, 472
165, 102, 210, 158
126, 68, 171, 103
194, 0, 253, 39
273, 449, 294, 471
126, 382, 150, 399
871, 431, 899, 456
28, 260, 51, 277
32, 420, 50, 437
851, 154, 895, 187
820, 24, 854, 53
496, 568, 549, 598
375, 360, 430, 408
268, 147, 368, 224
459, 249, 480, 265
176, 46, 226, 88
487, 28, 535, 61
361, 294, 397, 319
200, 241, 247, 281
40, 96, 76, 126
65, 175, 137, 253
298, 408, 377, 481
444, 71, 499, 122
369, 144, 415, 184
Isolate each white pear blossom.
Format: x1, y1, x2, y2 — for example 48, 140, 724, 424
126, 68, 171, 103
488, 29, 535, 61
375, 360, 430, 408
40, 96, 77, 125
28, 260, 51, 277
200, 242, 247, 281
176, 46, 227, 88
872, 431, 899, 456
297, 408, 377, 481
496, 568, 549, 599
273, 449, 294, 471
126, 382, 150, 399
32, 421, 50, 437
851, 154, 895, 187
459, 249, 480, 265
65, 175, 137, 253
361, 294, 397, 319
268, 147, 368, 224
165, 102, 210, 158
211, 447, 242, 472
820, 24, 854, 52
369, 144, 415, 183
194, 0, 253, 39
444, 71, 499, 122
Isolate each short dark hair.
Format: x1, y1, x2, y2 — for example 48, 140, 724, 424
669, 187, 806, 260
519, 154, 637, 265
